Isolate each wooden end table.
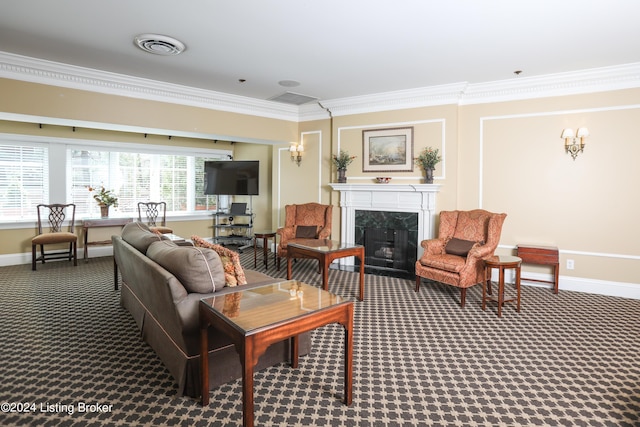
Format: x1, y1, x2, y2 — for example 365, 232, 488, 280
200, 281, 354, 427
253, 231, 276, 268
483, 255, 522, 317
286, 239, 365, 301
516, 244, 559, 294
83, 217, 133, 262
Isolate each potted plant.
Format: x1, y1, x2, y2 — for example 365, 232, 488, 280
88, 185, 118, 217
332, 150, 356, 183
414, 147, 442, 184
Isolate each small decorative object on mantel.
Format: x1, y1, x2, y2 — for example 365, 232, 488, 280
375, 177, 392, 184
415, 146, 442, 184
87, 185, 119, 217
332, 149, 356, 183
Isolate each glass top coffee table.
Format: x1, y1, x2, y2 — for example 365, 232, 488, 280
199, 280, 354, 427
286, 239, 365, 301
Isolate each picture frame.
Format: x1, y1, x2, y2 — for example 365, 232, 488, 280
362, 127, 414, 172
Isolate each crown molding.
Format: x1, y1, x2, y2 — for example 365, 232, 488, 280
461, 62, 640, 105
0, 51, 301, 122
319, 83, 467, 117
2, 51, 639, 122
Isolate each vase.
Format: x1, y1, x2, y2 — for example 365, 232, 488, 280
100, 205, 109, 218
424, 168, 434, 184
337, 168, 347, 183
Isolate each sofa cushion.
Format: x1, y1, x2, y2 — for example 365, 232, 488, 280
146, 240, 225, 293
295, 225, 318, 238
121, 221, 162, 254
191, 235, 247, 287
445, 238, 478, 257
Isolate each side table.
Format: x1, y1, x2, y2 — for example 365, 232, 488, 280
516, 245, 559, 294
253, 231, 276, 268
483, 255, 522, 317
83, 217, 133, 261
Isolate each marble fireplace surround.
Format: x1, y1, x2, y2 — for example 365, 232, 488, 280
329, 183, 441, 269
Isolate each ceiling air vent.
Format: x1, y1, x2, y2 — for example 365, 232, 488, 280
268, 92, 318, 105
134, 34, 186, 56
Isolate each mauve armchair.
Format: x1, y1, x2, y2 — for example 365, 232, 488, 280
415, 209, 507, 307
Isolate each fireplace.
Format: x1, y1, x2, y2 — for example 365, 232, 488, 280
354, 210, 418, 278
329, 183, 441, 276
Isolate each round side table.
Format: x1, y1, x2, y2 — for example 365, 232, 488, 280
483, 255, 522, 317
253, 231, 276, 268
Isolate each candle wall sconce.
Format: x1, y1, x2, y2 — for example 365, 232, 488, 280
561, 127, 589, 160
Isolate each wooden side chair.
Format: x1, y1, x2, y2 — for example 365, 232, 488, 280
32, 203, 78, 271
137, 201, 173, 234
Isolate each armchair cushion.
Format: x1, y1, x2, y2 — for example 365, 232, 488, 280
295, 225, 319, 239
420, 253, 467, 273
445, 238, 479, 257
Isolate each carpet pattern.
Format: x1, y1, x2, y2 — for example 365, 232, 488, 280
0, 251, 639, 426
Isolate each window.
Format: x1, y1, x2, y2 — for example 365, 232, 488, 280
0, 134, 229, 222
70, 149, 222, 217
0, 143, 49, 220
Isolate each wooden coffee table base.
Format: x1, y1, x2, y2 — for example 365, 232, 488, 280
200, 290, 354, 427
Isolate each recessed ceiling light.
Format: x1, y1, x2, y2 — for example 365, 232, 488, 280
134, 34, 186, 56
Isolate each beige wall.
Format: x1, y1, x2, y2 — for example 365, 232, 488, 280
1, 77, 638, 290
457, 89, 640, 283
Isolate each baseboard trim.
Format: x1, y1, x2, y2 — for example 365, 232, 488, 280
491, 270, 640, 300
0, 246, 114, 268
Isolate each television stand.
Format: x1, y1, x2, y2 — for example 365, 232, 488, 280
212, 195, 254, 251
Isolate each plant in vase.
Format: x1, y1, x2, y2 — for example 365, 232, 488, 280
414, 147, 442, 184
87, 185, 118, 217
332, 150, 356, 183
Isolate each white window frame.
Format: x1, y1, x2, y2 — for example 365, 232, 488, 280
0, 132, 232, 229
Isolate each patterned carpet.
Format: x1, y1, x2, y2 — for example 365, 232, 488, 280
1, 251, 639, 426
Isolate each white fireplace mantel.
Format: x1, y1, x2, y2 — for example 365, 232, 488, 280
329, 183, 441, 264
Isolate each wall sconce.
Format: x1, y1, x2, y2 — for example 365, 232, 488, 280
561, 127, 589, 160
289, 142, 304, 166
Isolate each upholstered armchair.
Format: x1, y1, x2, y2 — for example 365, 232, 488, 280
276, 203, 332, 270
415, 209, 507, 307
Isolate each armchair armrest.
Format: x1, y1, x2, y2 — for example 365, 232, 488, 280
276, 226, 296, 243
317, 226, 331, 239
419, 238, 446, 261
467, 243, 495, 260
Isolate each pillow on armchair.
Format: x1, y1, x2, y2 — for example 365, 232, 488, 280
444, 238, 479, 257
295, 225, 319, 239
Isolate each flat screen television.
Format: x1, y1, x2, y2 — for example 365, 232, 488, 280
203, 160, 259, 196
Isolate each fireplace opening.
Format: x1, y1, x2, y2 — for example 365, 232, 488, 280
364, 228, 409, 274
354, 210, 418, 279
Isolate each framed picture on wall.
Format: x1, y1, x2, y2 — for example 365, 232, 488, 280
362, 127, 414, 172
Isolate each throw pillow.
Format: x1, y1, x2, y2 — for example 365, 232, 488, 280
146, 240, 226, 293
121, 221, 162, 254
444, 238, 478, 257
191, 235, 248, 287
295, 225, 318, 238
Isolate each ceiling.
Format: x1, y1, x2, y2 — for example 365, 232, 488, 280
1, 0, 640, 105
